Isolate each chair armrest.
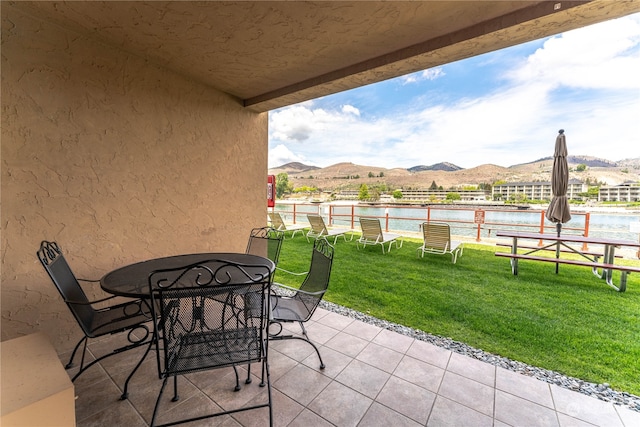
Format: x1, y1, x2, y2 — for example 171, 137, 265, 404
95, 298, 153, 318
64, 294, 117, 305
275, 266, 308, 276
272, 283, 326, 297
296, 289, 326, 296
272, 283, 300, 292
69, 278, 117, 305
288, 287, 326, 297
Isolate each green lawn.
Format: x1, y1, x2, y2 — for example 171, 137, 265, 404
274, 234, 640, 396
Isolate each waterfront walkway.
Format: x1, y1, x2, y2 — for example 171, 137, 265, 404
70, 307, 639, 426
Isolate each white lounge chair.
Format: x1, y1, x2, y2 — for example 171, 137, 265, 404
268, 212, 308, 238
357, 217, 403, 254
417, 222, 464, 263
306, 214, 354, 244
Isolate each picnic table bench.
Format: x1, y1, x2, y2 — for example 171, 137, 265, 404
494, 242, 622, 260
495, 231, 640, 292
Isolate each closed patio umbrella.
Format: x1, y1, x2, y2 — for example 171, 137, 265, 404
545, 129, 571, 273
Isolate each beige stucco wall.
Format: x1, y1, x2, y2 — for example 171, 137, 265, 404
1, 4, 268, 351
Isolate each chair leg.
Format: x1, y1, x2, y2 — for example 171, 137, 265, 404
299, 322, 325, 369
150, 376, 170, 427
152, 371, 273, 427
260, 338, 268, 387
70, 326, 153, 383
452, 248, 461, 264
232, 365, 241, 391
265, 358, 273, 426
270, 321, 325, 369
245, 361, 253, 384
172, 376, 179, 402
120, 338, 154, 400
69, 340, 115, 382
65, 337, 87, 370
148, 377, 185, 426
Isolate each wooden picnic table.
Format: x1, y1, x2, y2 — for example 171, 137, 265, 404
494, 231, 640, 292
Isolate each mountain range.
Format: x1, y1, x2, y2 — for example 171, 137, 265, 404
269, 156, 640, 191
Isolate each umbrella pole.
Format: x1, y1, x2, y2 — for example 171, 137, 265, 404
555, 223, 562, 274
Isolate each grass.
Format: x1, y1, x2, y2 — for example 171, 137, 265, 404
273, 234, 640, 396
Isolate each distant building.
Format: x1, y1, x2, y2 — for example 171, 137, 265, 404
598, 183, 640, 202
396, 189, 488, 202
492, 180, 587, 201
334, 189, 488, 202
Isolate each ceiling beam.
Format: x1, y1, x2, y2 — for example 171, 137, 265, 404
245, 0, 638, 112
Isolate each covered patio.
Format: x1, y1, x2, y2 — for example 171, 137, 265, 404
73, 307, 640, 426
3, 1, 640, 425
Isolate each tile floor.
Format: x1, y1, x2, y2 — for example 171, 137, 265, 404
67, 307, 640, 427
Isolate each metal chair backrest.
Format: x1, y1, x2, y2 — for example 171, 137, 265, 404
294, 238, 334, 320
245, 226, 284, 266
149, 258, 272, 377
307, 214, 328, 235
37, 241, 95, 336
422, 222, 451, 251
359, 217, 383, 241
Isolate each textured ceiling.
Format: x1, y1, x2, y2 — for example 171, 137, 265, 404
10, 1, 640, 112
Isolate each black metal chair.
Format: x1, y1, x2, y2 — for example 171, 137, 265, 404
245, 225, 308, 281
36, 240, 153, 396
148, 258, 273, 427
269, 237, 334, 369
245, 226, 284, 267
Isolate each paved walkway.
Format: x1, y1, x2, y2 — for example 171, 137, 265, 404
69, 307, 640, 426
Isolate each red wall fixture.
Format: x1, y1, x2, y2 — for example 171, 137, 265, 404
267, 175, 275, 207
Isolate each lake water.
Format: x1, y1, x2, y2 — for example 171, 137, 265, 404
276, 203, 640, 242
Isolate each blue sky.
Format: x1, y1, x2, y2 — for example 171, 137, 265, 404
268, 13, 640, 169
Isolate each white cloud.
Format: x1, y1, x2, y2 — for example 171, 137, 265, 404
400, 67, 445, 84
508, 14, 640, 90
395, 83, 554, 164
270, 102, 360, 143
341, 105, 360, 116
268, 144, 311, 168
269, 14, 640, 169
422, 68, 446, 80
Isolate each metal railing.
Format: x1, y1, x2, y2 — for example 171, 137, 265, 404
272, 203, 591, 246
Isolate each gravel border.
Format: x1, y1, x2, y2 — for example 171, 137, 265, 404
315, 299, 640, 412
